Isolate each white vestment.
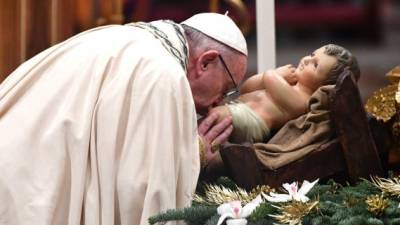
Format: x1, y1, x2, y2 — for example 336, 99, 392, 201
0, 21, 199, 225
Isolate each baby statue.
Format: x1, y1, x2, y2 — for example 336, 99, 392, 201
209, 44, 360, 144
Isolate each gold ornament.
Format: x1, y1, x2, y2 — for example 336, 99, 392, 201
365, 66, 400, 123
269, 200, 319, 225
385, 66, 400, 84
395, 82, 400, 104
199, 137, 207, 168
249, 185, 274, 201
365, 84, 398, 122
371, 176, 400, 198
365, 195, 389, 216
193, 183, 273, 205
211, 141, 220, 153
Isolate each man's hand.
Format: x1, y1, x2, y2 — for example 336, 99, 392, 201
198, 112, 233, 163
276, 64, 298, 85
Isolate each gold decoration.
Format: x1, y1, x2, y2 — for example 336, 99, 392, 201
396, 81, 400, 104
193, 183, 273, 205
365, 195, 389, 216
269, 200, 319, 225
365, 66, 400, 124
199, 137, 207, 168
249, 185, 273, 201
365, 84, 398, 122
371, 176, 400, 198
211, 141, 220, 153
385, 66, 400, 84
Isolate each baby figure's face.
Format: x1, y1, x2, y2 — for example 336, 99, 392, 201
295, 46, 337, 90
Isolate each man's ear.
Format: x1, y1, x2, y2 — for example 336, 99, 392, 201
195, 50, 219, 76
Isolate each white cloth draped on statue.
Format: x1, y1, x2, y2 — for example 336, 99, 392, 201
0, 21, 199, 225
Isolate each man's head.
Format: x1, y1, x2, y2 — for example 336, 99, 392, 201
181, 13, 248, 115
295, 44, 359, 91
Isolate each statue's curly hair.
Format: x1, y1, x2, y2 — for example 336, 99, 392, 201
323, 44, 360, 85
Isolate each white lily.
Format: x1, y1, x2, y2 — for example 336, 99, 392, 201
263, 179, 319, 203
217, 195, 263, 225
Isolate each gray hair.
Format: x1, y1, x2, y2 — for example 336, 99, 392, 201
323, 44, 360, 85
182, 24, 241, 62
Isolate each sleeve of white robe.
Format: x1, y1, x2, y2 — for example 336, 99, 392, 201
84, 37, 200, 225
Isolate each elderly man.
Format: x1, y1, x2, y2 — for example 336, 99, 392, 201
0, 13, 247, 225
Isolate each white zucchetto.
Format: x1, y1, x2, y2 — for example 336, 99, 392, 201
181, 12, 248, 56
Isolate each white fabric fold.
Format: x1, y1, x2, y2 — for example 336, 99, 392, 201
0, 23, 199, 225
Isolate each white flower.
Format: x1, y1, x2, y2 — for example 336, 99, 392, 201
217, 195, 263, 225
262, 179, 319, 203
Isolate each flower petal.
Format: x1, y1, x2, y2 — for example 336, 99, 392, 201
298, 179, 319, 196
262, 192, 292, 203
218, 203, 233, 215
226, 218, 248, 225
241, 195, 263, 218
250, 194, 263, 205
283, 182, 298, 195
282, 183, 291, 193
217, 213, 234, 225
293, 193, 310, 202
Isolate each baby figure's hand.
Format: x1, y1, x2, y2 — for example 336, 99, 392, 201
276, 64, 298, 85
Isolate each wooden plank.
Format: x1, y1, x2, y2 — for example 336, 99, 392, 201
220, 140, 346, 189
25, 0, 52, 59
331, 71, 384, 181
76, 0, 94, 31
54, 0, 76, 43
220, 143, 263, 190
0, 0, 21, 81
261, 140, 346, 188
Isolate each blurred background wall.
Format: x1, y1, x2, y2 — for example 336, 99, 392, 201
0, 0, 398, 102
271, 0, 400, 102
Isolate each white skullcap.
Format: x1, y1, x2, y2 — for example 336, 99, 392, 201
181, 12, 247, 56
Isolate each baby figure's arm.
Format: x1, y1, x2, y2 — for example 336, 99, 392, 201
240, 64, 297, 94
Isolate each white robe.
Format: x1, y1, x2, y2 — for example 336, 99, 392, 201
0, 22, 200, 225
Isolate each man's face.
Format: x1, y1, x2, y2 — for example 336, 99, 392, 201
189, 52, 247, 115
295, 46, 337, 90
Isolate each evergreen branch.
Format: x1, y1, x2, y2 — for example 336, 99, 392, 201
148, 206, 217, 225
150, 177, 400, 225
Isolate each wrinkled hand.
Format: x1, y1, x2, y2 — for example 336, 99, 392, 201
198, 112, 233, 163
276, 64, 298, 85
